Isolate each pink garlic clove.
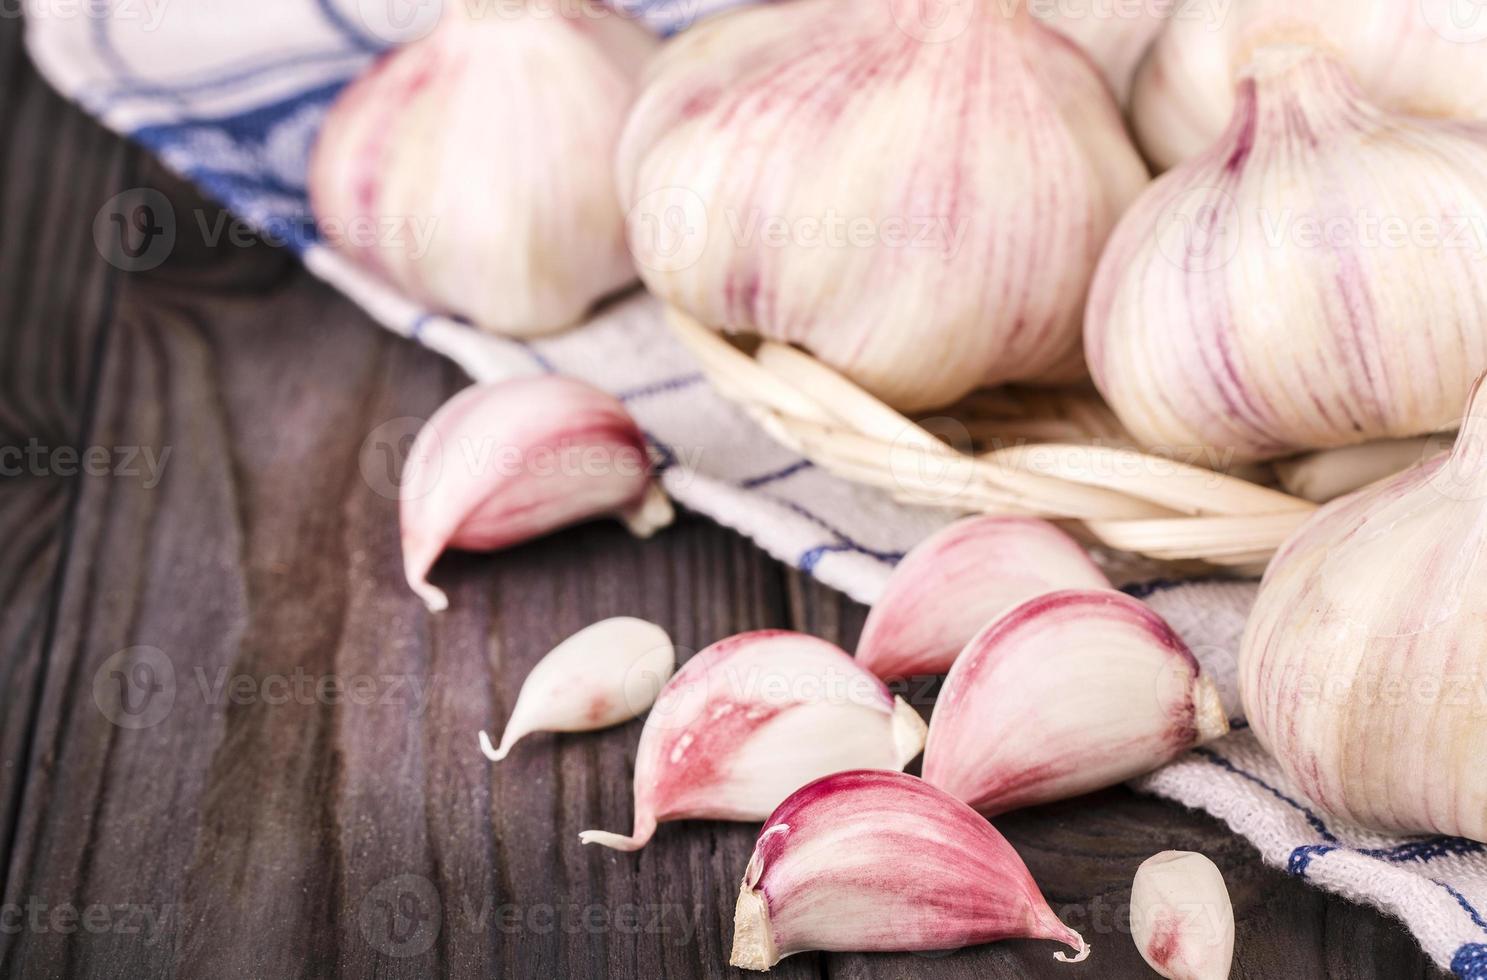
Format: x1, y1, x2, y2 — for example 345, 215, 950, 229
478, 617, 674, 761
1130, 851, 1235, 980
729, 769, 1088, 970
856, 516, 1111, 680
923, 590, 1227, 816
579, 631, 927, 852
400, 376, 672, 612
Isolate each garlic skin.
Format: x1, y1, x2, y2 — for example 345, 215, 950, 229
478, 618, 674, 761
1240, 375, 1487, 841
579, 631, 927, 851
309, 2, 656, 336
618, 0, 1147, 412
1130, 851, 1234, 980
923, 590, 1228, 816
856, 516, 1111, 680
1033, 0, 1173, 104
1088, 46, 1487, 463
729, 769, 1088, 970
1132, 0, 1487, 171
400, 377, 672, 612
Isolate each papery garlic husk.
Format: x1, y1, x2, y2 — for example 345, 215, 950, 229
1130, 851, 1234, 980
729, 769, 1088, 970
400, 376, 672, 612
1240, 375, 1487, 840
923, 590, 1228, 815
1088, 45, 1487, 463
579, 631, 927, 851
1033, 0, 1174, 104
1132, 0, 1487, 171
478, 617, 674, 761
856, 516, 1111, 680
309, 1, 656, 335
618, 0, 1148, 412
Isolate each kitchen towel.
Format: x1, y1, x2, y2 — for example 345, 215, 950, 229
23, 2, 1487, 974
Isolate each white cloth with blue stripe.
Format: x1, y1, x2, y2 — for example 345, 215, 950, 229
24, 2, 1487, 974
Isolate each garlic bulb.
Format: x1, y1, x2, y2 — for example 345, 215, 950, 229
309, 1, 656, 335
1132, 0, 1487, 171
855, 516, 1111, 680
478, 618, 674, 761
923, 590, 1227, 816
618, 0, 1148, 411
1130, 851, 1234, 980
1088, 45, 1487, 463
580, 631, 926, 851
400, 377, 672, 612
1240, 375, 1487, 841
730, 769, 1088, 970
1033, 0, 1173, 104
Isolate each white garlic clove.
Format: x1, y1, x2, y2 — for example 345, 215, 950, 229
1089, 45, 1487, 463
309, 2, 656, 335
1132, 0, 1487, 171
579, 631, 927, 851
400, 376, 672, 612
1273, 436, 1446, 504
856, 516, 1111, 680
1130, 851, 1235, 980
618, 0, 1147, 412
1241, 374, 1487, 840
729, 769, 1088, 970
923, 589, 1228, 816
1033, 0, 1174, 104
478, 617, 674, 762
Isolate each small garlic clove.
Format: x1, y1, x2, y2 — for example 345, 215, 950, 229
400, 376, 672, 612
1241, 374, 1487, 840
309, 2, 656, 335
1273, 436, 1445, 504
923, 590, 1228, 816
478, 617, 674, 762
1033, 0, 1174, 104
579, 631, 927, 852
856, 516, 1111, 680
1130, 851, 1235, 980
728, 769, 1088, 970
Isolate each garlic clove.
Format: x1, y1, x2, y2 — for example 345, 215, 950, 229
1132, 0, 1487, 171
579, 631, 927, 851
856, 516, 1112, 680
1089, 45, 1487, 462
618, 0, 1147, 412
1273, 436, 1446, 504
478, 617, 674, 761
728, 769, 1088, 970
400, 376, 672, 612
1130, 851, 1235, 980
1241, 374, 1487, 840
309, 2, 656, 336
923, 589, 1228, 816
1033, 0, 1174, 104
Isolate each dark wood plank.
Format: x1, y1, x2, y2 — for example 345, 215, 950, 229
0, 12, 1446, 979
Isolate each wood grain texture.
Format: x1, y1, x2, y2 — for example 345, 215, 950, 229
0, 15, 1444, 979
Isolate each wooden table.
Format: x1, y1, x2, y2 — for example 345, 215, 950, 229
0, 16, 1443, 979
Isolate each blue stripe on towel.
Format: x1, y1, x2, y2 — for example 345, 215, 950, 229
739, 459, 813, 489
1194, 748, 1339, 843
1454, 943, 1487, 978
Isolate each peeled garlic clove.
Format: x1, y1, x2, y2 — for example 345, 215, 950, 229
478, 617, 674, 761
856, 516, 1111, 680
729, 769, 1088, 970
923, 590, 1227, 815
1033, 0, 1173, 104
1089, 45, 1487, 463
1130, 851, 1234, 980
618, 0, 1147, 412
1241, 375, 1487, 840
579, 631, 927, 851
400, 376, 672, 612
309, 2, 656, 335
1132, 0, 1487, 171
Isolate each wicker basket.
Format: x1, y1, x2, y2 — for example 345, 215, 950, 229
666, 306, 1320, 569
